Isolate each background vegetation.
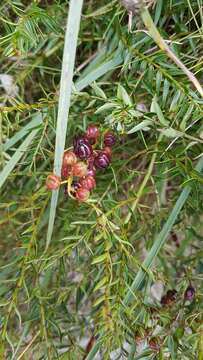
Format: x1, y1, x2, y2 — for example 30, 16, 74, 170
0, 0, 203, 358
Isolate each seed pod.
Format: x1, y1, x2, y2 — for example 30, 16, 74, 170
184, 286, 195, 301
76, 188, 90, 202
63, 150, 77, 166
72, 162, 88, 178
73, 136, 93, 160
79, 176, 96, 191
46, 174, 61, 190
86, 124, 100, 144
87, 168, 96, 177
61, 164, 72, 179
103, 146, 112, 158
94, 151, 111, 169
104, 131, 116, 147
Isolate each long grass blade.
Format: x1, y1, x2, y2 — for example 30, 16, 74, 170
0, 128, 40, 189
3, 113, 43, 152
85, 156, 203, 359
124, 156, 203, 305
46, 0, 84, 249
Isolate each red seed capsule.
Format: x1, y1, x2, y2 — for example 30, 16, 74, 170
63, 151, 77, 166
73, 136, 93, 160
86, 124, 100, 144
103, 146, 112, 158
61, 164, 72, 179
76, 187, 90, 202
104, 131, 116, 147
46, 174, 61, 190
72, 162, 88, 177
87, 168, 96, 177
79, 176, 96, 191
94, 151, 111, 169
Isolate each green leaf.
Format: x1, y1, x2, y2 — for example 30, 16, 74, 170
91, 82, 107, 99
127, 120, 153, 134
151, 97, 169, 126
117, 84, 132, 106
0, 128, 40, 189
160, 127, 182, 138
91, 253, 107, 265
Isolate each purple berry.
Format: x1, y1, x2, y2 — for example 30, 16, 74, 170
184, 286, 195, 301
104, 131, 116, 147
94, 151, 111, 169
86, 124, 100, 145
87, 168, 96, 177
73, 136, 93, 160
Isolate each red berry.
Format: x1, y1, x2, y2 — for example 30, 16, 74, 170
87, 168, 96, 177
46, 174, 61, 190
63, 151, 77, 166
104, 131, 116, 147
72, 162, 88, 177
61, 164, 72, 179
76, 187, 90, 202
79, 176, 96, 191
86, 124, 100, 144
103, 146, 112, 158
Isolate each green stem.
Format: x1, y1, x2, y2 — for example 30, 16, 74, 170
141, 6, 203, 99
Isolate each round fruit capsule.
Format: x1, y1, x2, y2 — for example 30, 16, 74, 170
103, 146, 112, 158
184, 286, 195, 301
79, 176, 96, 191
63, 150, 77, 166
46, 174, 61, 190
73, 136, 93, 160
104, 131, 116, 147
86, 124, 100, 144
94, 151, 111, 169
72, 161, 88, 177
76, 187, 90, 202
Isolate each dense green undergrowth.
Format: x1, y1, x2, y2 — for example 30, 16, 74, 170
0, 0, 203, 359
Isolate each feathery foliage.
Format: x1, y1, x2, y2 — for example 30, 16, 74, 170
0, 0, 203, 359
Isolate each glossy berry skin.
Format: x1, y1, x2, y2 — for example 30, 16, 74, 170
184, 286, 195, 301
79, 176, 96, 191
61, 164, 71, 179
104, 131, 116, 147
94, 151, 111, 169
86, 124, 100, 144
63, 151, 77, 166
76, 187, 90, 202
46, 174, 61, 190
73, 136, 93, 160
72, 161, 88, 177
87, 168, 96, 177
103, 146, 112, 158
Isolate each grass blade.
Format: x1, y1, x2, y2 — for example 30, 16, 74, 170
46, 0, 84, 249
85, 156, 203, 358
3, 113, 43, 152
123, 156, 203, 305
0, 128, 40, 189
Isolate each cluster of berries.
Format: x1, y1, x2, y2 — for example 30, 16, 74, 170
46, 124, 116, 202
161, 286, 195, 306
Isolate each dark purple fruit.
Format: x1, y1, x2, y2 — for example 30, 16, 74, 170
104, 131, 116, 147
86, 124, 100, 144
73, 136, 93, 160
94, 151, 111, 169
184, 286, 195, 301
